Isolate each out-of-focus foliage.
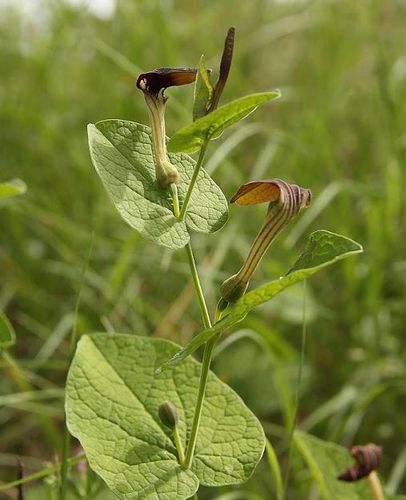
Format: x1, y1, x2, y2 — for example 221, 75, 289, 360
0, 0, 405, 498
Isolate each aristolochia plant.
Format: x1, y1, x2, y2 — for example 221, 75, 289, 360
65, 28, 363, 500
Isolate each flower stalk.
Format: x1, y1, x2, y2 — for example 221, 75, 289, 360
158, 401, 185, 466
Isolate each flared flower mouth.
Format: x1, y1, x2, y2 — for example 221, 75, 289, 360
136, 67, 198, 96
230, 179, 312, 209
219, 179, 312, 304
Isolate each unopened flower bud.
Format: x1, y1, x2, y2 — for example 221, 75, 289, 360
158, 400, 179, 430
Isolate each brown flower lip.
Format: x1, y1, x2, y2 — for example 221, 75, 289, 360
136, 67, 198, 95
338, 443, 382, 482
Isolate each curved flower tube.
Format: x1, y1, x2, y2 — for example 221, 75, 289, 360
220, 179, 312, 304
136, 68, 197, 187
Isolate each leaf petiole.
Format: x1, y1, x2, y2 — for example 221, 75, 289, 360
179, 139, 209, 221
173, 425, 186, 466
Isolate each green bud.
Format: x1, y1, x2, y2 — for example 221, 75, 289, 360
158, 400, 179, 430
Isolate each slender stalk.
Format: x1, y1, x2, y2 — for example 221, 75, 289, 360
179, 140, 209, 221
184, 337, 216, 469
183, 241, 214, 469
184, 243, 211, 329
173, 426, 185, 465
183, 247, 226, 469
367, 471, 384, 500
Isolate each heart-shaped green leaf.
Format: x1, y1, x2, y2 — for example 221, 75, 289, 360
160, 231, 363, 369
88, 120, 228, 249
0, 311, 16, 349
168, 91, 281, 153
294, 431, 371, 499
0, 179, 26, 200
66, 334, 265, 500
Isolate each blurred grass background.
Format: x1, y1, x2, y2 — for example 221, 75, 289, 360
0, 0, 405, 498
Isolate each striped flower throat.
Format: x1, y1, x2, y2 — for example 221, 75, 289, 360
220, 179, 312, 305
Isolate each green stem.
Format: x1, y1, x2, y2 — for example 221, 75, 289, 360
185, 243, 211, 329
173, 426, 185, 466
179, 140, 209, 221
183, 241, 213, 470
184, 337, 216, 469
0, 455, 85, 492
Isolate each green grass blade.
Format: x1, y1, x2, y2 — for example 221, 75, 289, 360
265, 438, 284, 500
0, 311, 16, 349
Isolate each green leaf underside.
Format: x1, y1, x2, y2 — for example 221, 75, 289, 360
294, 431, 370, 500
193, 55, 213, 122
160, 231, 363, 369
0, 179, 26, 199
0, 311, 16, 349
66, 334, 265, 500
88, 120, 228, 249
168, 91, 281, 153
